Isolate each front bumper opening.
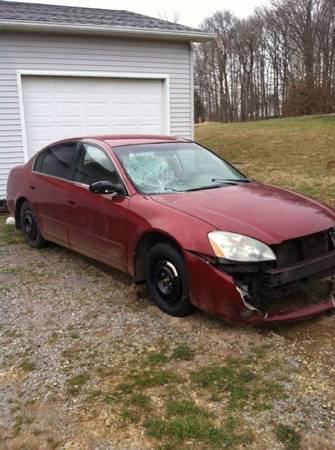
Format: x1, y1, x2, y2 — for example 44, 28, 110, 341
217, 228, 335, 321
265, 277, 334, 314
236, 275, 334, 317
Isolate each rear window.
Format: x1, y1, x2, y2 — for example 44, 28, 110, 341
37, 143, 76, 179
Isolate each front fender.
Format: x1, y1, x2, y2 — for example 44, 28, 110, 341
125, 194, 216, 274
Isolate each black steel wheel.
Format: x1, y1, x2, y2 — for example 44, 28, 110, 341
145, 242, 194, 317
20, 201, 46, 248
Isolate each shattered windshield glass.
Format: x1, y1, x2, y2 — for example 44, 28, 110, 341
114, 142, 248, 194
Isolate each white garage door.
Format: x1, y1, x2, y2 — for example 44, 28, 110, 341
22, 76, 166, 158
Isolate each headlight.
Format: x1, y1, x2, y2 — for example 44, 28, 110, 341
208, 231, 276, 262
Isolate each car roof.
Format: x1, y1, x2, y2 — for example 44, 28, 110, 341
104, 135, 192, 148
51, 134, 192, 148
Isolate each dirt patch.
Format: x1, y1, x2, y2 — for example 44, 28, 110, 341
326, 160, 335, 170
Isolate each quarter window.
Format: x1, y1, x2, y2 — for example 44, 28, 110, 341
33, 152, 44, 172
38, 143, 76, 179
74, 144, 121, 186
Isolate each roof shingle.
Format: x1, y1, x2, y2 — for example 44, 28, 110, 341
0, 0, 203, 34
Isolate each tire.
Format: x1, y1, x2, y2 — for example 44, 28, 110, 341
20, 201, 46, 249
145, 242, 194, 317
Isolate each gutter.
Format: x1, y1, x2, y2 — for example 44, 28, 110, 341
0, 20, 216, 42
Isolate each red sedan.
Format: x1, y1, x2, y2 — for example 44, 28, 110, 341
6, 135, 335, 324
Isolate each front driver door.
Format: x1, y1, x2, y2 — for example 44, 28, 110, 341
67, 142, 130, 271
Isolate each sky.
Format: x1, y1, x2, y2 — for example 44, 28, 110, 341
6, 0, 272, 28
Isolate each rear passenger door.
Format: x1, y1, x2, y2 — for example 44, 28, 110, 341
32, 142, 77, 245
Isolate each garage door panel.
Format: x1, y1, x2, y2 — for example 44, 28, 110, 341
56, 125, 85, 135
25, 102, 53, 119
86, 125, 113, 134
112, 123, 138, 132
24, 84, 51, 95
27, 125, 53, 139
22, 76, 165, 157
53, 80, 84, 94
110, 83, 137, 94
113, 104, 137, 118
25, 94, 53, 102
85, 103, 109, 117
56, 103, 82, 117
139, 103, 162, 116
138, 124, 162, 133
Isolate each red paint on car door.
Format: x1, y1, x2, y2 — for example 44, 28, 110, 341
32, 173, 71, 245
66, 143, 130, 270
31, 142, 77, 245
66, 184, 129, 269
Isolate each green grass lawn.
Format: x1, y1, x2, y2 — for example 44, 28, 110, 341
195, 115, 335, 207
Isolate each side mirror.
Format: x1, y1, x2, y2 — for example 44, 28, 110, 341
89, 180, 124, 195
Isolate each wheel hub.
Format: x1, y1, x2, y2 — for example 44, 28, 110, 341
23, 211, 37, 240
152, 260, 181, 303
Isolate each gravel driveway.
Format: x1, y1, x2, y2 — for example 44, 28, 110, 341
1, 215, 334, 450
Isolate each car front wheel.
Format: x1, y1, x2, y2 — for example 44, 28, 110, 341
145, 242, 194, 317
20, 201, 46, 249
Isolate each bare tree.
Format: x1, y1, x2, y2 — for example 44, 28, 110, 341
194, 0, 335, 122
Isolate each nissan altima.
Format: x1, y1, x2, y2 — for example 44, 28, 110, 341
6, 135, 335, 324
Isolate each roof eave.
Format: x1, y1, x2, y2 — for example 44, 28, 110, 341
0, 20, 216, 42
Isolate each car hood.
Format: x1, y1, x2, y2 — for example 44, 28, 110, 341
151, 182, 335, 244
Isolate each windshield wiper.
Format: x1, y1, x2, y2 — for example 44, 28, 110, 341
164, 186, 185, 192
211, 178, 250, 184
164, 178, 250, 193
186, 179, 249, 192
186, 184, 229, 192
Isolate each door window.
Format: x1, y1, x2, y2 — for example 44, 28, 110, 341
38, 143, 76, 179
74, 144, 121, 186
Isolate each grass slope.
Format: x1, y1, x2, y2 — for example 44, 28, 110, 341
195, 115, 335, 207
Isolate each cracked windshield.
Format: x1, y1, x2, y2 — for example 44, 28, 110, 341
114, 142, 248, 194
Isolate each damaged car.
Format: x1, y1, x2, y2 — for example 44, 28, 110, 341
6, 135, 335, 324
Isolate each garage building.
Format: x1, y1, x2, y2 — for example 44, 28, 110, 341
0, 0, 214, 200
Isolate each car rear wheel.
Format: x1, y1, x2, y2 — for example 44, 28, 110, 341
20, 201, 46, 249
145, 242, 194, 317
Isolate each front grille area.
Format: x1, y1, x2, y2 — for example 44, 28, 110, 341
260, 277, 334, 314
272, 229, 335, 268
218, 228, 335, 315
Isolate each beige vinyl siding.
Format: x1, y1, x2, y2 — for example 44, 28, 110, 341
0, 31, 192, 198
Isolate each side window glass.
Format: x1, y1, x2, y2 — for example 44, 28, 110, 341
39, 143, 76, 179
33, 152, 44, 172
74, 144, 120, 185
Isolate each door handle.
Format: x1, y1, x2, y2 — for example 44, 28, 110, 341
68, 199, 75, 205
30, 184, 35, 190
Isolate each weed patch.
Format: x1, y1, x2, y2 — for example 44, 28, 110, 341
20, 359, 36, 372
275, 424, 301, 450
191, 360, 254, 410
171, 343, 194, 361
166, 399, 209, 418
67, 373, 90, 386
130, 393, 152, 409
13, 415, 24, 435
0, 222, 22, 246
144, 413, 252, 448
191, 356, 286, 410
131, 369, 182, 388
121, 407, 140, 424
104, 393, 119, 405
146, 352, 169, 366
